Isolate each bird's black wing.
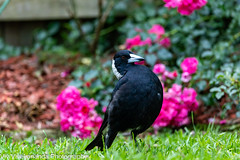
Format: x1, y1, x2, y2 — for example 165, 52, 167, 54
85, 113, 107, 150
107, 66, 162, 132
85, 78, 128, 150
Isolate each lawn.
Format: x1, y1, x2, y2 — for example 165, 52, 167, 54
1, 127, 240, 160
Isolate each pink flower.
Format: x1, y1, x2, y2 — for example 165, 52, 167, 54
166, 84, 182, 100
153, 64, 166, 74
174, 116, 190, 126
153, 83, 199, 130
60, 70, 70, 78
160, 37, 171, 48
88, 98, 98, 108
173, 108, 190, 126
102, 106, 107, 113
164, 70, 178, 79
163, 0, 182, 8
181, 72, 192, 82
220, 120, 227, 125
56, 86, 81, 111
180, 57, 199, 74
148, 24, 165, 36
139, 37, 152, 46
208, 118, 215, 124
153, 99, 178, 128
172, 71, 178, 78
181, 88, 199, 111
60, 119, 70, 131
56, 86, 102, 139
181, 88, 197, 102
163, 0, 207, 15
125, 35, 141, 49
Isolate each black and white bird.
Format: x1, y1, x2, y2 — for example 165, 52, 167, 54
85, 50, 163, 150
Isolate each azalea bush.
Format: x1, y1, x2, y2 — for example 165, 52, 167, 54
163, 0, 207, 15
56, 86, 102, 138
152, 57, 199, 130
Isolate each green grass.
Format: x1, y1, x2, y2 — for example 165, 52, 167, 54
0, 128, 240, 160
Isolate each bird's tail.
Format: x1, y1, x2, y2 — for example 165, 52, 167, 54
85, 114, 108, 151
85, 133, 104, 151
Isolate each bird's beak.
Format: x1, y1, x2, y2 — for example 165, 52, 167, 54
128, 54, 144, 63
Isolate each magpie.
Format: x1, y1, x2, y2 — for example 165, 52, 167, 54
85, 50, 163, 150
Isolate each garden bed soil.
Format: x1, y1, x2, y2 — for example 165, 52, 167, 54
0, 55, 70, 131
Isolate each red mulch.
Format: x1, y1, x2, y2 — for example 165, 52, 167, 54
0, 55, 70, 131
194, 101, 239, 126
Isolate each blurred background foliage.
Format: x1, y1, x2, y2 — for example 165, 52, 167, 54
1, 0, 240, 116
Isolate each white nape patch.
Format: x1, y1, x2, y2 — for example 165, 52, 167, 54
112, 60, 123, 79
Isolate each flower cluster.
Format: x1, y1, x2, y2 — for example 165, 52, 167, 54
153, 57, 199, 130
163, 0, 207, 15
125, 24, 171, 50
56, 86, 102, 139
153, 63, 178, 81
153, 84, 199, 130
180, 57, 199, 82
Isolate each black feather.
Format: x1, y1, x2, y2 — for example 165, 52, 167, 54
85, 50, 163, 150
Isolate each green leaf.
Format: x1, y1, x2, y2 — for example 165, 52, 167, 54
145, 54, 157, 66
201, 39, 211, 49
147, 44, 159, 53
219, 85, 227, 91
217, 74, 224, 79
72, 69, 83, 79
144, 4, 156, 17
91, 79, 104, 89
48, 22, 60, 35
216, 92, 224, 99
134, 10, 146, 22
229, 89, 238, 96
236, 111, 240, 118
68, 80, 83, 88
84, 70, 99, 81
192, 30, 205, 36
196, 80, 207, 91
35, 30, 48, 41
157, 48, 173, 61
223, 102, 232, 111
201, 51, 213, 58
210, 87, 221, 92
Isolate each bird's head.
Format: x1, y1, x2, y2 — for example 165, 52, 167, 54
112, 50, 144, 79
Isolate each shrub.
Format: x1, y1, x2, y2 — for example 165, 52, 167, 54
118, 0, 240, 111
56, 86, 102, 139
152, 57, 199, 130
210, 63, 240, 117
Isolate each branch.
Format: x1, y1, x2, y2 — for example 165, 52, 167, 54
68, 0, 91, 49
90, 0, 114, 55
98, 0, 103, 19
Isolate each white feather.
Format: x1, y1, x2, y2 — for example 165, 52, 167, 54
112, 60, 123, 79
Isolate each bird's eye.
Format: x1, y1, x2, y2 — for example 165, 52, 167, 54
121, 56, 126, 60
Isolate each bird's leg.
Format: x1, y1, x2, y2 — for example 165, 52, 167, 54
131, 125, 150, 147
105, 129, 118, 149
131, 129, 139, 147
